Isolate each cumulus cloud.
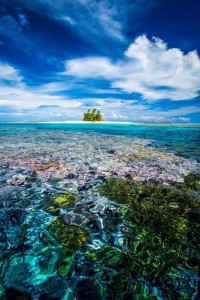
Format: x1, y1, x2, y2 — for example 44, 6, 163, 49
65, 35, 200, 101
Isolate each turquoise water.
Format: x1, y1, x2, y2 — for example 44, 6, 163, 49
0, 123, 199, 299
0, 123, 200, 161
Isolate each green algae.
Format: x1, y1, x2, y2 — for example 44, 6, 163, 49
98, 174, 200, 299
98, 176, 200, 231
48, 217, 90, 250
45, 192, 77, 213
177, 173, 200, 192
58, 249, 76, 277
86, 245, 122, 268
48, 217, 91, 277
98, 177, 142, 205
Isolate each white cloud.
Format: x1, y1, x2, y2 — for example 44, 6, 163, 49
0, 60, 199, 122
89, 88, 121, 94
139, 115, 165, 122
157, 105, 200, 117
0, 60, 82, 109
62, 16, 76, 25
93, 99, 139, 108
64, 57, 119, 78
110, 112, 128, 120
178, 117, 191, 122
0, 61, 22, 82
37, 81, 70, 93
64, 35, 200, 101
0, 85, 82, 108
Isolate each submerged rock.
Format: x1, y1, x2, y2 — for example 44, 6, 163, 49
4, 256, 27, 293
6, 175, 27, 185
48, 217, 90, 250
62, 211, 89, 226
86, 245, 122, 268
4, 242, 64, 291
58, 249, 75, 277
0, 128, 199, 299
45, 192, 77, 213
97, 175, 200, 298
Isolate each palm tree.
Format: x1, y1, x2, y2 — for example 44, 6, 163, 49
96, 110, 103, 121
82, 108, 103, 122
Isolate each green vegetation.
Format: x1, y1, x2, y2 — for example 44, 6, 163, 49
48, 217, 90, 250
45, 192, 77, 213
98, 174, 200, 299
42, 175, 200, 298
98, 176, 200, 242
86, 246, 122, 268
83, 108, 104, 122
47, 217, 90, 278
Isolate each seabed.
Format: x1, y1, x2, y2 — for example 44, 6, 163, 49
0, 124, 199, 299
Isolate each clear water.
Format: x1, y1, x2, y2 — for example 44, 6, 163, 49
0, 123, 200, 161
0, 123, 199, 300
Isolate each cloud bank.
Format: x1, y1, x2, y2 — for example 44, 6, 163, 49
0, 34, 200, 122
65, 35, 200, 101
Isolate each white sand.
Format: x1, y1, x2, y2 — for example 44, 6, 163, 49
38, 121, 136, 124
1, 121, 197, 126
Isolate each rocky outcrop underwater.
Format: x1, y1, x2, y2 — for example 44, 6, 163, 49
0, 129, 199, 299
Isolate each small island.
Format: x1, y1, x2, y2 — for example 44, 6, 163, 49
82, 108, 104, 122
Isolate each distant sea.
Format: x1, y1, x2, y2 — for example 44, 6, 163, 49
0, 122, 200, 161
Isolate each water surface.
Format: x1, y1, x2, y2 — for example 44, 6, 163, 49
0, 123, 200, 161
0, 123, 199, 300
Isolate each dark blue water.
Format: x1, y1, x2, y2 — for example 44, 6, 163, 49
0, 123, 199, 161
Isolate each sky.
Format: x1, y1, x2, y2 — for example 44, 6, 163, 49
0, 0, 200, 122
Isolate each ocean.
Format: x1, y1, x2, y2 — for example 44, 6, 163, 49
0, 123, 199, 299
0, 122, 200, 160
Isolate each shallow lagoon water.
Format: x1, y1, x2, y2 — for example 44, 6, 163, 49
0, 123, 199, 299
0, 122, 200, 161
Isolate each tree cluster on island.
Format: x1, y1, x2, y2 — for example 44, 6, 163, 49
82, 108, 104, 122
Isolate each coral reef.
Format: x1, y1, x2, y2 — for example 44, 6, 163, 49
0, 126, 199, 299
45, 192, 77, 213
98, 176, 200, 299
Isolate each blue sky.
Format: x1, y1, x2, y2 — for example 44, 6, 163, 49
0, 0, 200, 122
